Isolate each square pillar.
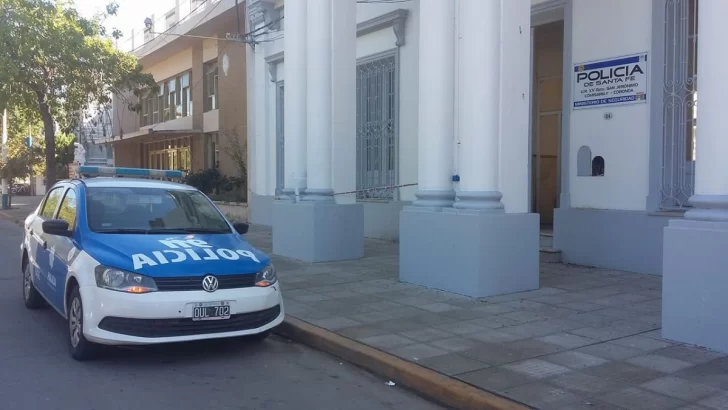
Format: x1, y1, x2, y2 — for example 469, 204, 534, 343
662, 1, 728, 353
400, 0, 538, 297
663, 220, 728, 352
273, 202, 363, 262
401, 208, 539, 297
272, 0, 363, 262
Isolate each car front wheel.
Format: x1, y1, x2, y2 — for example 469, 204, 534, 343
67, 287, 98, 361
22, 262, 46, 309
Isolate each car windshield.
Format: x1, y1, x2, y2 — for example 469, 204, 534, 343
85, 186, 231, 234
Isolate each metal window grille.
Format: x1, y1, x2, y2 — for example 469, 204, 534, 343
661, 0, 698, 210
356, 52, 398, 200
275, 81, 285, 196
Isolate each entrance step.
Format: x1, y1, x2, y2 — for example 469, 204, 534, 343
540, 232, 554, 248
539, 232, 562, 263
540, 247, 562, 263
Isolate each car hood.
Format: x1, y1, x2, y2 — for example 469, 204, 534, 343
81, 232, 270, 278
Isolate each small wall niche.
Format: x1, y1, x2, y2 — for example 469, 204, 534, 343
592, 156, 605, 176
576, 145, 605, 177
577, 146, 592, 176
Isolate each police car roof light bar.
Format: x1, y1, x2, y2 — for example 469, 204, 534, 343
77, 166, 185, 180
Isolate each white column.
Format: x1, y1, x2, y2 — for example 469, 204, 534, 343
303, 0, 333, 201
253, 26, 268, 196
454, 0, 504, 211
686, 0, 728, 221
331, 0, 358, 204
412, 0, 456, 208
283, 0, 307, 200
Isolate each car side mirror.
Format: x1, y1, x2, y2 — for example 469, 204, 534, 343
42, 219, 72, 237
233, 222, 249, 235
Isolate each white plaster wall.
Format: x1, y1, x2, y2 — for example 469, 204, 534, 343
146, 49, 192, 81
569, 0, 652, 211
356, 1, 407, 22
355, 29, 397, 60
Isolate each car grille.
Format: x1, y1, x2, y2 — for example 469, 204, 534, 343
154, 274, 257, 291
98, 305, 281, 338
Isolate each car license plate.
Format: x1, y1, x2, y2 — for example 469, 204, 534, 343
191, 301, 231, 321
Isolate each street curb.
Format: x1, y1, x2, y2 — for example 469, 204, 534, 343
275, 317, 531, 410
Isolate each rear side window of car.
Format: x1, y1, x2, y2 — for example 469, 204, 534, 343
40, 188, 65, 219
57, 189, 78, 230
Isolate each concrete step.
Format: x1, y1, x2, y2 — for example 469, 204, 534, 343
539, 232, 561, 263
540, 247, 562, 263
539, 232, 554, 249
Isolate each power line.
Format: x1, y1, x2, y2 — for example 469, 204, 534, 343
112, 10, 283, 136
153, 0, 224, 49
147, 15, 282, 132
128, 0, 210, 53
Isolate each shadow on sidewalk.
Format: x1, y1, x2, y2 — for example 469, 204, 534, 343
0, 195, 43, 224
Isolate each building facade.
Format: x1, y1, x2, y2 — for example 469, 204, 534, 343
246, 0, 728, 353
109, 0, 248, 181
77, 102, 114, 167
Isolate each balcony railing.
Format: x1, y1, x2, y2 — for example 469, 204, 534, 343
116, 0, 222, 53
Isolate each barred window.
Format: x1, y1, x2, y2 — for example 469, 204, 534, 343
661, 0, 698, 209
356, 52, 398, 200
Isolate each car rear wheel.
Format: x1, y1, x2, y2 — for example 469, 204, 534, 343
67, 287, 98, 361
22, 262, 46, 309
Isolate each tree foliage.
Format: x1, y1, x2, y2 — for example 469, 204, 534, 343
0, 0, 155, 187
182, 128, 248, 203
0, 104, 75, 183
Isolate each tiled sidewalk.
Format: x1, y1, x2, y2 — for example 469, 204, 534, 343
247, 225, 728, 410
0, 195, 42, 223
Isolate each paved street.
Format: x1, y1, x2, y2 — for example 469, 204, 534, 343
0, 218, 442, 410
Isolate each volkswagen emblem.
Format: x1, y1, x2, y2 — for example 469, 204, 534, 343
202, 275, 219, 292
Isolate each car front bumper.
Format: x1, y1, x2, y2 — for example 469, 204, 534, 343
79, 284, 284, 345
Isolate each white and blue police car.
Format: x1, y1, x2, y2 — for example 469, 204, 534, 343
20, 166, 284, 361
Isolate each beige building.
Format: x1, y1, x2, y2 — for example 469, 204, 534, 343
108, 0, 248, 180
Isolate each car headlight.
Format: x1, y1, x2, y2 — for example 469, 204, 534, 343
94, 266, 158, 294
255, 264, 277, 287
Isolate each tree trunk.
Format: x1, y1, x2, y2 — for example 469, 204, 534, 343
37, 93, 56, 188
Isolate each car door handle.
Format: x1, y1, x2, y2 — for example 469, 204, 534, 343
42, 241, 47, 250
